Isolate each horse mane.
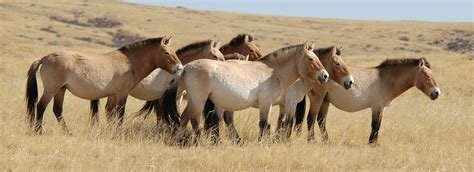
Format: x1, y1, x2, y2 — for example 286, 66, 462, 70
376, 58, 431, 68
176, 40, 212, 56
313, 46, 341, 58
229, 33, 254, 47
118, 37, 164, 52
258, 44, 303, 61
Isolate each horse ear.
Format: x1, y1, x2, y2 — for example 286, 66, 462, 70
337, 46, 343, 55
244, 35, 251, 42
331, 46, 338, 55
214, 40, 221, 48
307, 43, 315, 51
162, 36, 172, 45
245, 55, 249, 61
419, 58, 425, 67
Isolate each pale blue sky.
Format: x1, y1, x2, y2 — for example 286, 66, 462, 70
127, 0, 473, 22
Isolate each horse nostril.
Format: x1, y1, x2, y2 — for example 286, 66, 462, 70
323, 74, 328, 79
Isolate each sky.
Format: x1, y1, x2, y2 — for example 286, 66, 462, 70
127, 0, 473, 22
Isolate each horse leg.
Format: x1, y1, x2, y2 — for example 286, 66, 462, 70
274, 104, 287, 141
203, 98, 216, 132
115, 94, 128, 127
258, 103, 272, 142
90, 100, 99, 126
152, 99, 162, 127
293, 96, 306, 136
209, 107, 225, 144
307, 92, 325, 142
53, 87, 72, 135
105, 95, 117, 124
369, 107, 384, 144
316, 96, 330, 142
35, 91, 56, 134
223, 111, 241, 144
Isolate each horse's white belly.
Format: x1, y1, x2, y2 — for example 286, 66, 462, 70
129, 69, 173, 100
211, 83, 260, 111
327, 81, 371, 112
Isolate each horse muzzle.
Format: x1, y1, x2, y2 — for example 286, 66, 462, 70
317, 70, 329, 84
172, 64, 184, 77
342, 75, 354, 89
429, 87, 440, 100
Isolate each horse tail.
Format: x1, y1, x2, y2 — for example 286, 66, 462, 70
159, 80, 181, 127
136, 100, 156, 119
25, 58, 43, 127
294, 95, 306, 129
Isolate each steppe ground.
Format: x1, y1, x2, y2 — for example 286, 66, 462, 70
0, 0, 473, 171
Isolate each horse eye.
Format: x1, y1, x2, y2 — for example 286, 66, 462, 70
308, 58, 314, 61
164, 52, 170, 55
250, 50, 254, 53
336, 63, 341, 66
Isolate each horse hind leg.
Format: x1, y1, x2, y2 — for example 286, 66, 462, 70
53, 87, 72, 135
223, 111, 241, 144
34, 89, 57, 134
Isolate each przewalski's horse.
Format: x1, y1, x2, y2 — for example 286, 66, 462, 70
25, 36, 183, 134
160, 42, 329, 143
137, 34, 262, 125
219, 33, 262, 61
294, 57, 440, 144
206, 46, 353, 143
89, 40, 224, 125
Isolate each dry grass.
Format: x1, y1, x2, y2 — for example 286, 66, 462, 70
0, 0, 473, 171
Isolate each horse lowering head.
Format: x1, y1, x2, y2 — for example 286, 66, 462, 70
228, 34, 262, 61
314, 46, 354, 89
414, 58, 440, 100
153, 36, 183, 77
296, 42, 329, 84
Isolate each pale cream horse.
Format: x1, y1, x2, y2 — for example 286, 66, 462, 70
136, 34, 262, 124
25, 37, 183, 134
89, 40, 224, 125
205, 46, 354, 143
295, 57, 440, 144
160, 42, 329, 142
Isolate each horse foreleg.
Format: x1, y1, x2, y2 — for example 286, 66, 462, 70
223, 111, 241, 144
116, 95, 128, 127
53, 87, 71, 135
258, 103, 272, 142
369, 107, 384, 144
105, 95, 117, 124
307, 92, 326, 142
316, 96, 330, 142
90, 99, 100, 126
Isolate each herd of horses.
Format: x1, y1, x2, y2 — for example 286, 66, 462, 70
25, 34, 441, 145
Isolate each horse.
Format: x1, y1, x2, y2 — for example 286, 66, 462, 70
160, 42, 329, 143
25, 36, 183, 134
89, 40, 225, 125
293, 57, 440, 144
205, 46, 354, 143
135, 33, 262, 125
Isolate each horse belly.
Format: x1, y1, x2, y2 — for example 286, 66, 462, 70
65, 72, 129, 100
210, 82, 259, 111
327, 82, 370, 112
129, 69, 172, 100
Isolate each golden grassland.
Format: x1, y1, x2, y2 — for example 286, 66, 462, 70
0, 0, 473, 171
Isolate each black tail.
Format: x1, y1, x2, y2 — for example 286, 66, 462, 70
136, 100, 158, 119
25, 59, 42, 127
294, 96, 306, 128
159, 81, 180, 127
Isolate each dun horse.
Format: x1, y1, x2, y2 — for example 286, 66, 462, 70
206, 46, 354, 142
160, 42, 329, 142
136, 34, 262, 125
294, 57, 440, 144
89, 40, 225, 125
25, 36, 182, 134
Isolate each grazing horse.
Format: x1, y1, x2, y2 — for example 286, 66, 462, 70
89, 40, 224, 125
206, 46, 354, 143
136, 33, 262, 125
294, 57, 440, 144
25, 36, 182, 134
160, 42, 329, 143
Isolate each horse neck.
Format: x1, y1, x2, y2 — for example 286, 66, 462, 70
177, 49, 206, 65
379, 66, 417, 99
219, 44, 235, 55
119, 47, 159, 82
263, 52, 300, 89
